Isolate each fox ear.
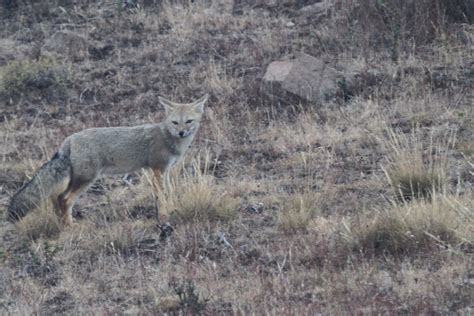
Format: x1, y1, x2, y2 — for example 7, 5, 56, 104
158, 96, 176, 113
192, 94, 209, 114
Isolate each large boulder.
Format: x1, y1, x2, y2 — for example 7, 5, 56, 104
263, 53, 347, 104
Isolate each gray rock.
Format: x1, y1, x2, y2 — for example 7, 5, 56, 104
263, 53, 346, 104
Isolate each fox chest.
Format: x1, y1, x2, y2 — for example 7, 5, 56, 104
147, 151, 181, 171
147, 135, 194, 170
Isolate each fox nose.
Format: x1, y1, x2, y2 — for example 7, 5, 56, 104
179, 131, 185, 137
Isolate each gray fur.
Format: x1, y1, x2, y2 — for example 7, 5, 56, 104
62, 123, 192, 178
7, 153, 71, 222
7, 94, 208, 225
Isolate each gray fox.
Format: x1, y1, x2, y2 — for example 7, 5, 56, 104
8, 94, 208, 225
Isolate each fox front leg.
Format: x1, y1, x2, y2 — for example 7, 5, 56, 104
152, 168, 163, 192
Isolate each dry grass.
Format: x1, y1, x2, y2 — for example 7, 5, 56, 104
0, 57, 68, 102
150, 153, 239, 224
0, 0, 472, 314
16, 204, 62, 240
354, 193, 473, 255
277, 192, 321, 232
381, 127, 455, 201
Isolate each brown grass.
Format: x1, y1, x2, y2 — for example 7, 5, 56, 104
16, 204, 62, 240
381, 127, 455, 201
0, 57, 69, 102
151, 153, 239, 224
0, 0, 472, 314
277, 192, 321, 232
354, 193, 473, 256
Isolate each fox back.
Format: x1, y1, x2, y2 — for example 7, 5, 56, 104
61, 94, 208, 178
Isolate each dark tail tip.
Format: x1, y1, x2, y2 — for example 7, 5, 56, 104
6, 212, 21, 223
6, 200, 28, 223
7, 209, 22, 223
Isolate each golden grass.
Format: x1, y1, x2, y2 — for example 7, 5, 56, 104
381, 127, 455, 201
277, 192, 321, 232
99, 220, 155, 256
16, 203, 62, 240
149, 152, 239, 225
354, 193, 473, 255
0, 0, 472, 314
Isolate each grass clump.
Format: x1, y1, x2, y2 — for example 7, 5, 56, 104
382, 128, 454, 201
278, 192, 321, 232
101, 221, 156, 256
174, 279, 209, 315
355, 194, 473, 256
16, 205, 62, 241
55, 220, 159, 259
0, 57, 67, 102
152, 153, 239, 225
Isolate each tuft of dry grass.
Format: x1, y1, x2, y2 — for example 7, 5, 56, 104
98, 220, 156, 257
16, 203, 62, 240
277, 192, 321, 232
354, 193, 473, 256
150, 153, 239, 225
381, 127, 455, 201
0, 0, 472, 314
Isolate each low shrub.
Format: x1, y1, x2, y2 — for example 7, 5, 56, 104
0, 57, 68, 102
355, 194, 472, 256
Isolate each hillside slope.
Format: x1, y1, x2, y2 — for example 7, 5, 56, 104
0, 1, 472, 314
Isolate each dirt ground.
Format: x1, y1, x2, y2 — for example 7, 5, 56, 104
0, 0, 472, 314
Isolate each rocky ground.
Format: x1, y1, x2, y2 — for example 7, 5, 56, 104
0, 0, 472, 314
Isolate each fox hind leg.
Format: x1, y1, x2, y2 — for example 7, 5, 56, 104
57, 179, 93, 226
51, 197, 63, 221
57, 192, 74, 226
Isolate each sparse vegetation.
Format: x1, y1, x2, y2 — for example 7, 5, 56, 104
381, 128, 454, 201
16, 203, 62, 240
153, 154, 239, 224
278, 192, 321, 232
354, 193, 473, 256
0, 0, 472, 314
0, 57, 68, 102
174, 279, 209, 314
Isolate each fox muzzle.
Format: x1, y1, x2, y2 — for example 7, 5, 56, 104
179, 130, 192, 138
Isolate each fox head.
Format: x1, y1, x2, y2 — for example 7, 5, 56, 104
159, 94, 208, 139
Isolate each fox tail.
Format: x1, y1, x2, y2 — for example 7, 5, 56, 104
7, 152, 71, 222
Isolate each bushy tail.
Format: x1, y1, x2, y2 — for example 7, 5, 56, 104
7, 152, 71, 222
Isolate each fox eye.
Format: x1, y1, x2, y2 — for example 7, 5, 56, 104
172, 121, 179, 125
186, 119, 193, 124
